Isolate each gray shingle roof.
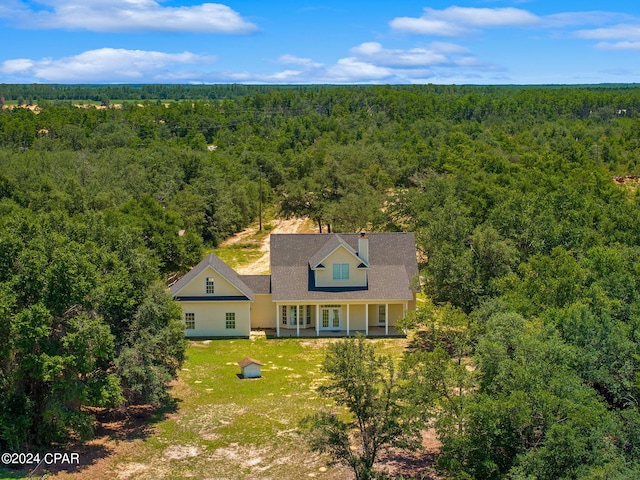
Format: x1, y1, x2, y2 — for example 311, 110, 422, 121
169, 254, 255, 301
270, 233, 418, 302
240, 275, 271, 294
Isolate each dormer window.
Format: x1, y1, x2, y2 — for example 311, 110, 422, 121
206, 277, 215, 294
332, 263, 349, 280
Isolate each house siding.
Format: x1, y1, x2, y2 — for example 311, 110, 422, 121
176, 266, 247, 298
250, 294, 277, 329
182, 301, 251, 337
314, 247, 367, 288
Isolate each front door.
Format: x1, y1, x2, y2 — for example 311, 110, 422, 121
321, 306, 341, 330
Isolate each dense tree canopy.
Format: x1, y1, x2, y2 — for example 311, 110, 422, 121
1, 84, 640, 477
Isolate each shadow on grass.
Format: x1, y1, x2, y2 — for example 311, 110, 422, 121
377, 449, 440, 480
6, 397, 181, 478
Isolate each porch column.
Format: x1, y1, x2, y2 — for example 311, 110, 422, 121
385, 303, 389, 336
365, 304, 369, 336
276, 303, 280, 338
404, 302, 409, 335
296, 304, 301, 337
316, 304, 320, 336
346, 304, 350, 336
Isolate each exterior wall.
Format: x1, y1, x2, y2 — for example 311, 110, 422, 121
250, 294, 277, 329
242, 364, 262, 378
176, 266, 245, 297
314, 247, 367, 288
388, 304, 404, 324
366, 302, 411, 327
344, 304, 366, 330
181, 301, 251, 337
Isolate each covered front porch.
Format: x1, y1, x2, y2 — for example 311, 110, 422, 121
265, 325, 404, 338
273, 302, 409, 337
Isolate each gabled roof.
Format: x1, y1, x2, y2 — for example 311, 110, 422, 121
308, 234, 366, 269
238, 357, 264, 368
170, 254, 255, 301
270, 233, 418, 302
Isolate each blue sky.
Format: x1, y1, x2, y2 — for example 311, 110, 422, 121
0, 0, 639, 84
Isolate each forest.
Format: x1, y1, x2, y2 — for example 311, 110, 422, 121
1, 83, 640, 478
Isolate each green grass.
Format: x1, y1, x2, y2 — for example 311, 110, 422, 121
0, 337, 408, 479
109, 336, 407, 479
211, 243, 264, 270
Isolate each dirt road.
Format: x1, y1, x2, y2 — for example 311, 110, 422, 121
220, 217, 316, 274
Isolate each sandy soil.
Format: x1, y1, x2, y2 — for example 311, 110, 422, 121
221, 217, 317, 275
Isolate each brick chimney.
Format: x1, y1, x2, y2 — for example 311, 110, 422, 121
358, 232, 369, 264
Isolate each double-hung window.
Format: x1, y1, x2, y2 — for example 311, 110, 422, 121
185, 312, 195, 329
332, 263, 349, 280
225, 312, 236, 329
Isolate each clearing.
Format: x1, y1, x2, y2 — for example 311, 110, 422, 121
0, 217, 440, 480
9, 337, 440, 480
214, 216, 317, 274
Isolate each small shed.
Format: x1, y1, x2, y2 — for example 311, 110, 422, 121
238, 357, 263, 379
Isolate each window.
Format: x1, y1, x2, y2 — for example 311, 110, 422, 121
281, 305, 287, 325
185, 312, 195, 329
332, 263, 349, 280
206, 277, 215, 294
290, 305, 298, 325
225, 312, 236, 329
378, 305, 386, 324
306, 305, 311, 325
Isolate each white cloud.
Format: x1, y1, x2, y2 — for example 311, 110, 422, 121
390, 17, 468, 37
277, 54, 324, 68
0, 48, 214, 82
350, 42, 451, 67
429, 42, 470, 54
390, 6, 539, 36
575, 24, 640, 41
595, 41, 640, 50
262, 40, 498, 84
542, 11, 631, 28
4, 0, 258, 33
325, 58, 393, 83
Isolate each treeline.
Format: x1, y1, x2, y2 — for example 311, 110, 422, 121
1, 84, 640, 478
0, 83, 348, 104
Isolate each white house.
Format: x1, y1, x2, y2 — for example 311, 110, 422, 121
170, 232, 419, 337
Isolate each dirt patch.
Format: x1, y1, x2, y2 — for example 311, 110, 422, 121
163, 444, 203, 460
223, 217, 316, 274
32, 405, 174, 480
377, 428, 442, 480
116, 462, 149, 479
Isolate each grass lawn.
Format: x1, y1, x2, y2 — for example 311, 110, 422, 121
0, 336, 408, 480
211, 243, 265, 270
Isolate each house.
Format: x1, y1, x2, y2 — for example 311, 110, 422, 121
169, 232, 419, 337
238, 357, 263, 378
